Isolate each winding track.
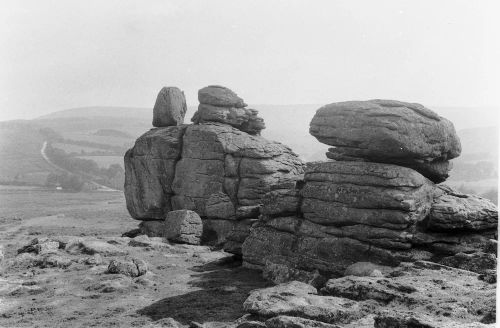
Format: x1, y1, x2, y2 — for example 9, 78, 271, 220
40, 141, 118, 191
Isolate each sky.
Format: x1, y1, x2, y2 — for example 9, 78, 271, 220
0, 0, 499, 121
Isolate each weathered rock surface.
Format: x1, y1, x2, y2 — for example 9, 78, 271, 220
262, 261, 326, 289
125, 85, 305, 252
152, 86, 187, 127
124, 125, 186, 220
242, 161, 497, 275
439, 252, 497, 274
266, 315, 341, 328
192, 104, 265, 135
243, 281, 363, 324
198, 85, 247, 108
163, 210, 203, 245
427, 185, 498, 231
107, 258, 148, 277
309, 100, 461, 182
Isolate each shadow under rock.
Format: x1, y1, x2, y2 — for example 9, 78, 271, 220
137, 258, 271, 324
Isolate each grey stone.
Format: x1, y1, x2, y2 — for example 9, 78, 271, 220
152, 86, 187, 127
164, 210, 203, 245
198, 85, 247, 108
309, 99, 461, 182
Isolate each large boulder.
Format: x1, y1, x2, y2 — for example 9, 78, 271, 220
198, 85, 247, 108
125, 109, 304, 252
242, 161, 497, 275
152, 87, 187, 127
309, 100, 461, 182
124, 126, 186, 220
427, 185, 498, 232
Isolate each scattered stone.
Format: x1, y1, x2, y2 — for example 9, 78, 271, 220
65, 239, 127, 256
9, 285, 46, 296
121, 228, 142, 238
107, 258, 148, 277
38, 254, 73, 269
262, 261, 326, 289
309, 99, 461, 182
374, 313, 495, 328
344, 262, 390, 277
83, 254, 103, 266
266, 315, 342, 328
439, 252, 496, 274
164, 210, 203, 245
243, 281, 362, 324
236, 321, 267, 328
152, 86, 187, 127
198, 85, 247, 108
478, 270, 496, 284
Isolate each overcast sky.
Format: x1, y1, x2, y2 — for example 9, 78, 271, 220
1, 0, 499, 121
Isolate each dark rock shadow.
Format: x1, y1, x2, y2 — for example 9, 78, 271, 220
137, 258, 270, 324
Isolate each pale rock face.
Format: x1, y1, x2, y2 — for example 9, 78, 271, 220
243, 281, 363, 324
309, 99, 461, 182
152, 87, 187, 127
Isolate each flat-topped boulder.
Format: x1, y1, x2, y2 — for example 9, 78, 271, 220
193, 86, 265, 135
309, 99, 461, 182
152, 87, 187, 127
198, 85, 247, 108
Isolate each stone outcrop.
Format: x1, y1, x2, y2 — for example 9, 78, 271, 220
309, 99, 461, 182
242, 100, 497, 276
152, 87, 187, 127
238, 261, 496, 327
192, 85, 265, 135
125, 86, 305, 252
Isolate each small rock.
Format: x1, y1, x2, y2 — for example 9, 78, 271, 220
263, 261, 326, 289
34, 241, 59, 255
66, 239, 127, 256
107, 258, 148, 277
478, 270, 497, 284
344, 262, 389, 277
236, 321, 266, 328
83, 254, 103, 266
266, 315, 341, 328
164, 210, 203, 245
39, 254, 72, 269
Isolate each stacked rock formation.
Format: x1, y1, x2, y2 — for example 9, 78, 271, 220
125, 85, 304, 252
242, 100, 497, 275
191, 85, 266, 135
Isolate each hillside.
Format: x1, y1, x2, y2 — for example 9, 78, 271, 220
0, 105, 497, 199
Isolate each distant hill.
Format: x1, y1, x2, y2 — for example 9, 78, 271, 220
0, 105, 497, 199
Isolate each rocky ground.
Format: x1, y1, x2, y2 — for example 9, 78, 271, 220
0, 187, 496, 328
0, 187, 269, 328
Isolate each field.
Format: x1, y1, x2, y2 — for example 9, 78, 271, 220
76, 156, 124, 169
0, 187, 267, 327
